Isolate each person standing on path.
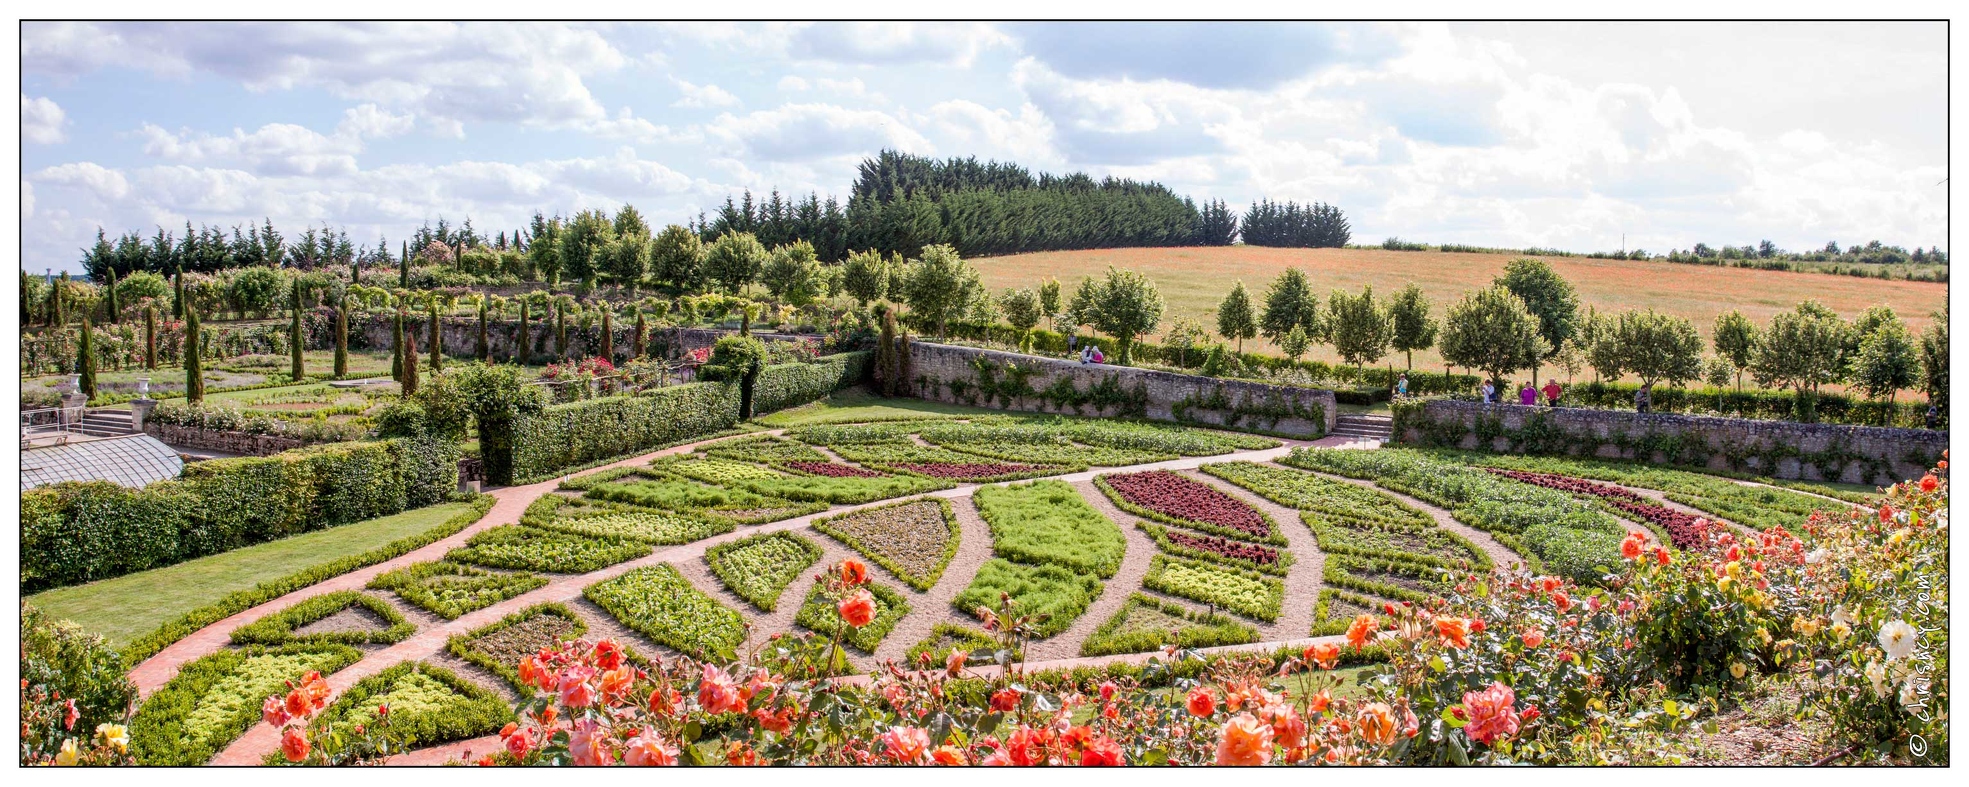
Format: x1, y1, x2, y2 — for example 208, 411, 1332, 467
1518, 382, 1537, 406
1635, 383, 1652, 413
1395, 372, 1409, 399
1542, 379, 1562, 407
1480, 379, 1495, 404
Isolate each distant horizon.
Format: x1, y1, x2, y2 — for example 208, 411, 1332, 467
21, 21, 1948, 273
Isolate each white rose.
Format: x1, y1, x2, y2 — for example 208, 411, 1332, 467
1865, 660, 1889, 697
1830, 606, 1856, 627
1878, 620, 1918, 663
1899, 676, 1927, 710
1804, 548, 1829, 565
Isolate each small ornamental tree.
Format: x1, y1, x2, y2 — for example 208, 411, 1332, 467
1918, 309, 1947, 412
1038, 277, 1062, 331
761, 241, 824, 307
1259, 268, 1318, 345
1216, 281, 1258, 354
1579, 307, 1623, 383
391, 310, 405, 382
1163, 316, 1208, 367
841, 250, 888, 307
476, 297, 491, 362
1711, 310, 1758, 391
1751, 300, 1850, 421
1852, 320, 1918, 410
403, 324, 421, 396
633, 310, 648, 359
1439, 285, 1548, 389
1495, 258, 1580, 388
104, 270, 119, 324
1387, 282, 1437, 371
1278, 324, 1310, 362
600, 309, 615, 363
706, 231, 769, 295
903, 244, 984, 339
997, 288, 1043, 352
1610, 309, 1703, 389
1327, 285, 1392, 369
184, 300, 204, 403
450, 362, 548, 485
652, 224, 706, 292
1084, 267, 1164, 366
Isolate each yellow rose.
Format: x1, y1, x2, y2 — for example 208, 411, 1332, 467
1831, 621, 1852, 641
1888, 528, 1910, 546
1725, 561, 1743, 579
1794, 617, 1822, 637
96, 723, 128, 754
1757, 628, 1773, 646
1730, 662, 1748, 679
1717, 576, 1734, 591
54, 738, 79, 766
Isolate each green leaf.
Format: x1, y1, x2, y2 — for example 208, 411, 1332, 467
1440, 706, 1468, 729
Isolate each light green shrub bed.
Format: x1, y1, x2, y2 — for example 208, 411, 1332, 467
973, 480, 1125, 577
583, 564, 747, 662
706, 532, 824, 612
951, 558, 1103, 639
1080, 594, 1259, 657
1141, 555, 1283, 622
129, 644, 362, 765
368, 561, 548, 619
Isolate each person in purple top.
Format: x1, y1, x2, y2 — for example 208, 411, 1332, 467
1519, 382, 1537, 405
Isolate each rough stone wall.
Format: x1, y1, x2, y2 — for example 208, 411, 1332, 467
351, 318, 807, 367
905, 342, 1336, 438
144, 423, 305, 457
1402, 399, 1946, 486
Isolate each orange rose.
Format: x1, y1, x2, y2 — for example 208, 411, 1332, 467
839, 559, 869, 587
280, 726, 311, 763
262, 695, 290, 728
989, 688, 1020, 713
877, 726, 931, 764
838, 589, 877, 628
1080, 735, 1123, 766
1434, 617, 1472, 649
1214, 712, 1274, 766
593, 639, 624, 671
1186, 686, 1217, 718
1621, 532, 1646, 560
598, 666, 635, 702
623, 729, 678, 766
725, 741, 761, 766
931, 745, 969, 765
283, 687, 312, 720
1358, 703, 1397, 746
1306, 642, 1341, 670
1306, 689, 1331, 714
697, 664, 745, 715
1265, 705, 1307, 750
1345, 614, 1377, 648
1521, 629, 1544, 649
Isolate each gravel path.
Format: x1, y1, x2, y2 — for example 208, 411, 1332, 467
1275, 463, 1529, 570
1021, 479, 1159, 662
871, 496, 998, 664
1183, 469, 1325, 640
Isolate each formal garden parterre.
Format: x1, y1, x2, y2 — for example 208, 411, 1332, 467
20, 404, 1942, 766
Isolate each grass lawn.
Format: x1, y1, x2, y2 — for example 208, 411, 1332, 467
25, 501, 480, 647
753, 387, 1004, 427
973, 246, 1946, 375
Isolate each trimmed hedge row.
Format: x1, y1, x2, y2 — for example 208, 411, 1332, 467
302, 661, 512, 752
129, 643, 363, 765
120, 495, 495, 667
504, 352, 870, 483
22, 436, 460, 592
228, 590, 416, 646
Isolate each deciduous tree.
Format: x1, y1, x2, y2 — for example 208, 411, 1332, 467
1082, 267, 1164, 366
1495, 258, 1579, 387
1387, 282, 1436, 371
1439, 285, 1548, 388
1215, 281, 1258, 354
1327, 285, 1392, 368
1711, 310, 1758, 391
1259, 269, 1318, 344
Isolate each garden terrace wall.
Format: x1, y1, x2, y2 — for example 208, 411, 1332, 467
906, 342, 1336, 438
353, 316, 812, 367
143, 423, 305, 457
1394, 398, 1946, 487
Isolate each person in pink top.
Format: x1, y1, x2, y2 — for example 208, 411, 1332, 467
1519, 382, 1537, 405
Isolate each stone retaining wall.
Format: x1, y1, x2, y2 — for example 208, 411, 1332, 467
1395, 399, 1946, 486
352, 317, 808, 365
143, 423, 305, 457
905, 342, 1336, 438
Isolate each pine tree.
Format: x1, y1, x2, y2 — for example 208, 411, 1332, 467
184, 301, 204, 403
333, 295, 349, 378
289, 278, 305, 381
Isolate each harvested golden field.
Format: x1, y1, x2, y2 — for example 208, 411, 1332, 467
973, 246, 1947, 372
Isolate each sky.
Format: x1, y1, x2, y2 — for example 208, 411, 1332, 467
17, 20, 1949, 274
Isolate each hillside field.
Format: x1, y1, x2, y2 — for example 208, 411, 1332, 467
973, 246, 1947, 373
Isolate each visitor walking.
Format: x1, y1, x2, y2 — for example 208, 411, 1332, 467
1395, 372, 1409, 399
1635, 383, 1652, 414
1480, 379, 1496, 404
1519, 382, 1537, 406
1542, 379, 1562, 407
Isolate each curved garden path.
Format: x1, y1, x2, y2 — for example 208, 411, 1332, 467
123, 424, 1524, 765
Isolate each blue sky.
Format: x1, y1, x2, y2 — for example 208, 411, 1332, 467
19, 21, 1948, 273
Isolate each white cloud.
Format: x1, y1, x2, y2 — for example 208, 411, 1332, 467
776, 75, 809, 91
788, 22, 1009, 67
21, 22, 628, 136
336, 104, 415, 139
22, 94, 68, 144
669, 76, 741, 109
704, 103, 934, 161
138, 122, 363, 177
22, 179, 36, 218
32, 162, 130, 201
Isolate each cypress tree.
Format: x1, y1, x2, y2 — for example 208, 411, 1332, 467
601, 309, 614, 362
184, 301, 204, 403
172, 270, 184, 320
476, 298, 490, 361
288, 278, 304, 381
352, 258, 361, 284
518, 300, 531, 365
402, 325, 420, 395
554, 301, 567, 359
391, 309, 404, 381
78, 314, 97, 399
333, 295, 349, 378
53, 273, 67, 327
429, 300, 442, 371
144, 306, 157, 370
399, 241, 410, 287
633, 311, 647, 358
105, 270, 120, 324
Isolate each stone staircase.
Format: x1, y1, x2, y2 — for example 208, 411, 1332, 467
75, 408, 136, 437
1329, 413, 1393, 443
